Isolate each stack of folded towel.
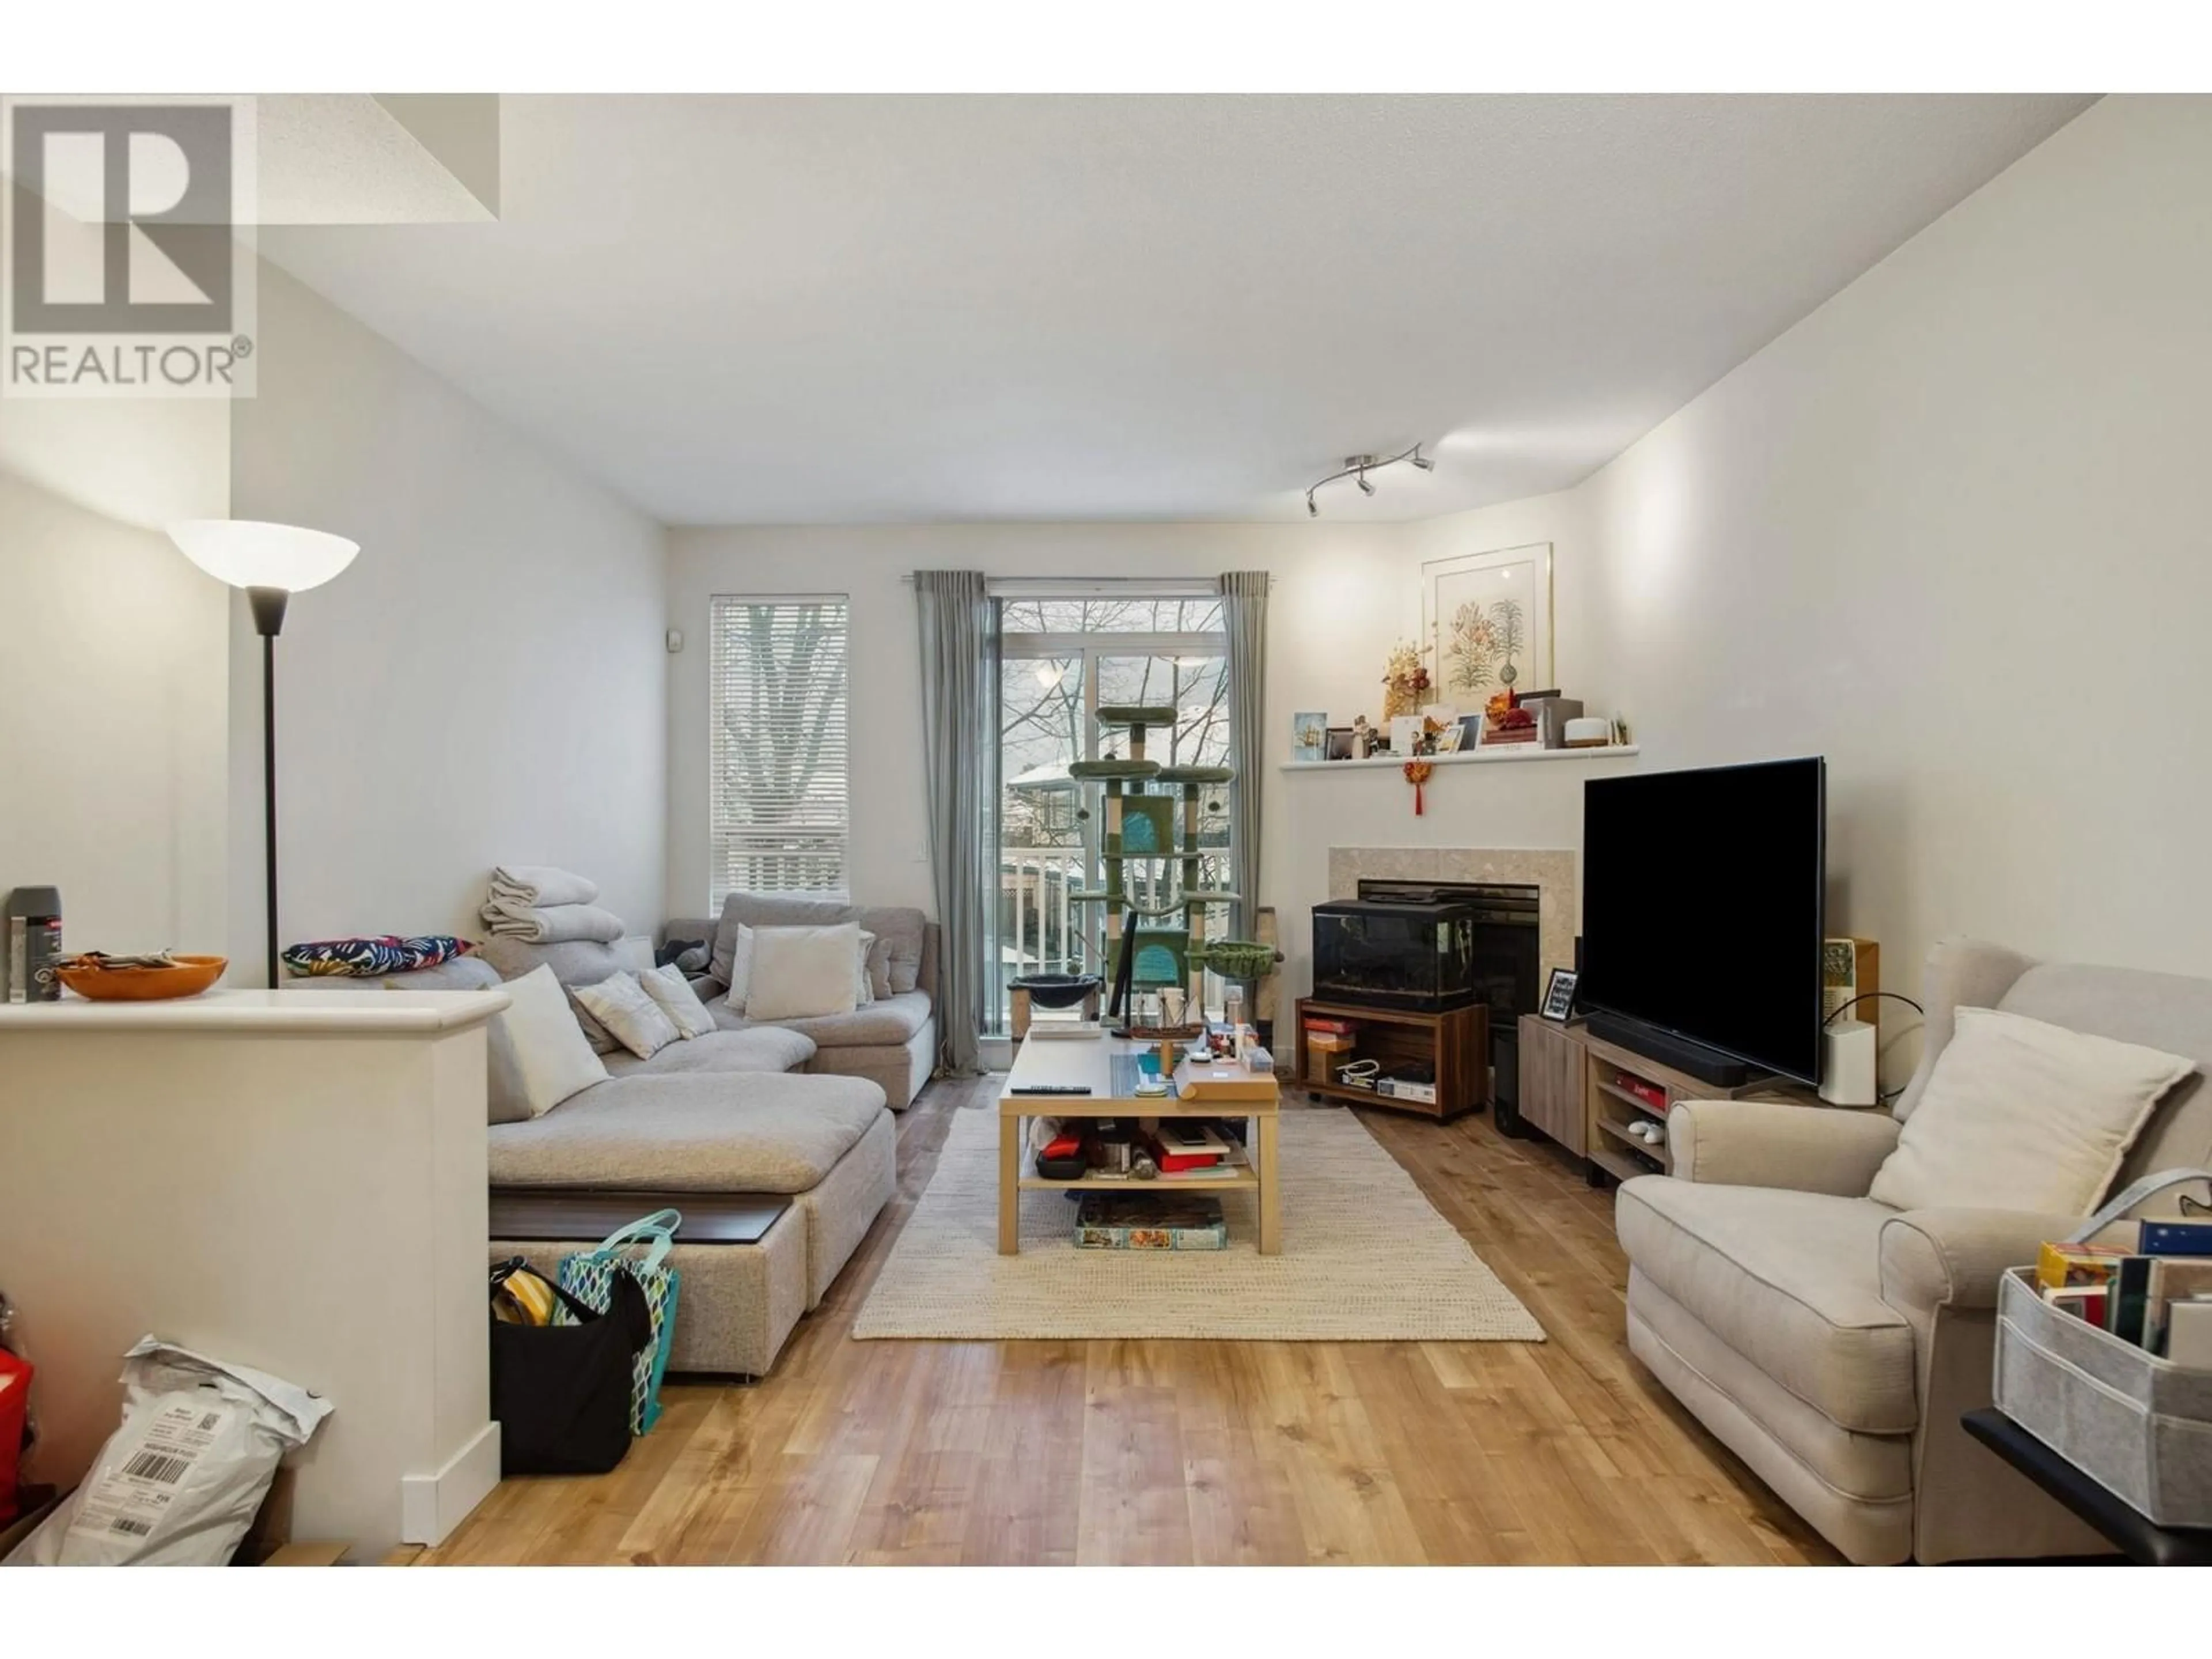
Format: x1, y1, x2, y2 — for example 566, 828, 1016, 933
479, 865, 626, 944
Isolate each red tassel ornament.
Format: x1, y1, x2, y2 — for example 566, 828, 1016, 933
1403, 759, 1433, 816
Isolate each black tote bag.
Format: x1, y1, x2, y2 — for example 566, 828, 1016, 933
489, 1258, 654, 1476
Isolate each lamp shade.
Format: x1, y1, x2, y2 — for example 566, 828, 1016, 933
166, 520, 359, 593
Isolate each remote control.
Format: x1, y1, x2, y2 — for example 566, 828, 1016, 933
1012, 1084, 1092, 1096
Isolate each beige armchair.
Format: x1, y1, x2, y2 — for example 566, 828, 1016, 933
1615, 938, 2212, 1563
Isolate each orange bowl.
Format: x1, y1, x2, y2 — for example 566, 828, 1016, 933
54, 955, 228, 1002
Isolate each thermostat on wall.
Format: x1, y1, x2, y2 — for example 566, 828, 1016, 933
666, 628, 684, 654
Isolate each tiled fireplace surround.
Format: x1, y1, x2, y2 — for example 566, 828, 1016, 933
1325, 846, 1579, 983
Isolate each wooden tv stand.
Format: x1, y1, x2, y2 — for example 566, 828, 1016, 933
1292, 997, 1488, 1122
1510, 1015, 1820, 1184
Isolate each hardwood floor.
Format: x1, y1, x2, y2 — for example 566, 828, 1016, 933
419, 1078, 1840, 1565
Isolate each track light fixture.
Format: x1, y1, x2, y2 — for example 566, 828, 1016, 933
1305, 442, 1434, 517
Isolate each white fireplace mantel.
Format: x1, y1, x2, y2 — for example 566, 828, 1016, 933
1280, 744, 1639, 772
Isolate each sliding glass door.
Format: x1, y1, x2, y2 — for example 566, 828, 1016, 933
991, 591, 1232, 1035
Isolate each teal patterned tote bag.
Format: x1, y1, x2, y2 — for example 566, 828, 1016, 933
554, 1209, 681, 1434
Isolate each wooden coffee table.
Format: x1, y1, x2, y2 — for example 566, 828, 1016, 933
998, 1035, 1282, 1255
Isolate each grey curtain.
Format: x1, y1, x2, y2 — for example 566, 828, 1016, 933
914, 571, 998, 1073
1218, 571, 1270, 938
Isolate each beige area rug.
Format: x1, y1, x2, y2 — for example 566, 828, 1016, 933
853, 1106, 1546, 1342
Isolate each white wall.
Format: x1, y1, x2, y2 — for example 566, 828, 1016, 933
1400, 95, 2212, 1025
0, 400, 231, 956
228, 264, 668, 971
1594, 93, 2211, 986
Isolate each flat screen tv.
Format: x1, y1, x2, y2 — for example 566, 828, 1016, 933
1580, 757, 1826, 1084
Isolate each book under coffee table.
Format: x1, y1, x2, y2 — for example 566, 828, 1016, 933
998, 1034, 1282, 1256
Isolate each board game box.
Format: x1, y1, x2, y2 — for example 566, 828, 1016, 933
1073, 1192, 1228, 1251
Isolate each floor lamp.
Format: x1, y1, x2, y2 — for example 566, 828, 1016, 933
168, 520, 361, 987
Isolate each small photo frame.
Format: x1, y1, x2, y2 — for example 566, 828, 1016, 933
1291, 711, 1329, 764
1324, 726, 1354, 761
1389, 713, 1426, 757
1430, 721, 1464, 755
1540, 966, 1579, 1022
1456, 713, 1484, 752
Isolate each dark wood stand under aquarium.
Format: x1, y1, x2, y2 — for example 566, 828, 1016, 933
1291, 997, 1488, 1121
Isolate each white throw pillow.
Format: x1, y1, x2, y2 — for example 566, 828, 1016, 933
563, 986, 623, 1055
745, 923, 862, 1022
497, 964, 610, 1118
1869, 1007, 2194, 1214
722, 924, 756, 1014
640, 961, 718, 1039
571, 971, 681, 1060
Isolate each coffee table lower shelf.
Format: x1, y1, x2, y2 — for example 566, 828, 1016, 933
999, 1033, 1281, 1256
1016, 1166, 1259, 1192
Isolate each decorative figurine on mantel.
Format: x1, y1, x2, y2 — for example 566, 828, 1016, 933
1351, 714, 1373, 759
1381, 641, 1431, 721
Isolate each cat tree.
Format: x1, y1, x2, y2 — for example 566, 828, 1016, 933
1067, 704, 1242, 1021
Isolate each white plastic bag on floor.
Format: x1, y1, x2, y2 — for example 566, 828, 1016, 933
3, 1336, 331, 1566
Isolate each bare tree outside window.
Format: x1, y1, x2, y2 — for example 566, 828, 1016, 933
992, 594, 1233, 1029
710, 597, 850, 901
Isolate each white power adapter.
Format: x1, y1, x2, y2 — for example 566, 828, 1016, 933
1819, 1019, 1878, 1107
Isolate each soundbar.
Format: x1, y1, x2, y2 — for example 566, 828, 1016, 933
1584, 1012, 1756, 1089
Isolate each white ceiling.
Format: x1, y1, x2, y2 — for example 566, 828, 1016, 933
257, 96, 498, 224
260, 94, 2093, 525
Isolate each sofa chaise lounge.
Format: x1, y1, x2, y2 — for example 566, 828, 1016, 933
300, 939, 897, 1378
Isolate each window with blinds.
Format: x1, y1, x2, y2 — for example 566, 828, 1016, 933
709, 596, 850, 904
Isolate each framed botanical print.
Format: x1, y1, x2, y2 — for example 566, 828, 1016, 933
1423, 543, 1554, 703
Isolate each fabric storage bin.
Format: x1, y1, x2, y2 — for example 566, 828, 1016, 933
1991, 1166, 2212, 1528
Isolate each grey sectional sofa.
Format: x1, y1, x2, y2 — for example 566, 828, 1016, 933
667, 893, 940, 1109
293, 940, 897, 1377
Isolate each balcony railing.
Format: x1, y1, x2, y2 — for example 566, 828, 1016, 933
990, 843, 1234, 1034
993, 844, 1084, 1032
